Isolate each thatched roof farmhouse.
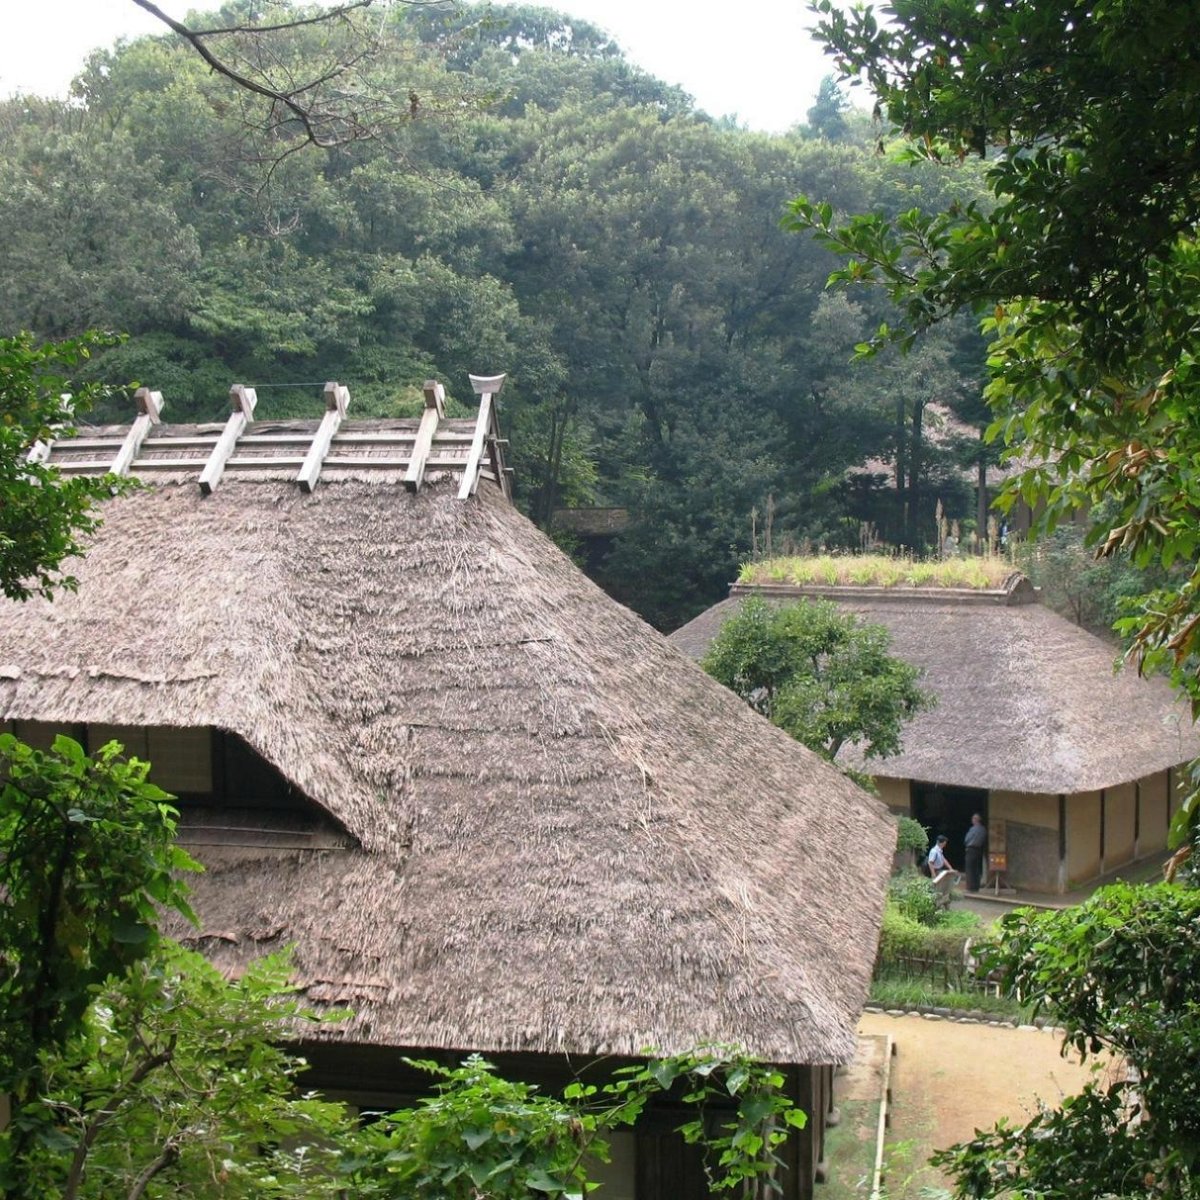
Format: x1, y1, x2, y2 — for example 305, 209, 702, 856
672, 573, 1200, 894
0, 382, 893, 1198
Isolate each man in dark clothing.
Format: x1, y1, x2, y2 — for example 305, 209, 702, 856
964, 813, 987, 892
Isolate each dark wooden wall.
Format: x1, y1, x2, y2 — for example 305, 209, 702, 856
297, 1041, 835, 1199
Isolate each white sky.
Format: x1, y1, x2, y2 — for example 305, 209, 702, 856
0, 0, 852, 133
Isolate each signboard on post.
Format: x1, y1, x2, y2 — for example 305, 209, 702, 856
987, 817, 1008, 891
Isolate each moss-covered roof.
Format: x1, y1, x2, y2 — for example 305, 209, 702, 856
739, 554, 1018, 591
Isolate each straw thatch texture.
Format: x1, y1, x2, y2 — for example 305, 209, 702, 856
0, 476, 892, 1065
670, 589, 1200, 795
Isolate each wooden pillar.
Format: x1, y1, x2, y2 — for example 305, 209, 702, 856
1057, 793, 1067, 893
793, 1063, 819, 1200
1099, 788, 1107, 875
1135, 779, 1142, 859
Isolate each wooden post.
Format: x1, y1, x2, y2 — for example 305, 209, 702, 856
110, 388, 164, 476
297, 382, 350, 494
457, 373, 507, 500
403, 379, 446, 493
199, 384, 257, 495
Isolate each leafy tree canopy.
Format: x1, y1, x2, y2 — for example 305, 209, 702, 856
805, 0, 1200, 352
701, 596, 933, 761
0, 1, 1001, 629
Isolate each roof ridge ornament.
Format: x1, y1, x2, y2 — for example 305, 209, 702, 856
199, 385, 258, 495
25, 374, 517, 501
297, 382, 351, 494
110, 388, 164, 477
403, 379, 446, 494
458, 373, 509, 501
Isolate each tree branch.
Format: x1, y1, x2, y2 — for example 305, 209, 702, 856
126, 1141, 180, 1200
62, 1035, 177, 1200
130, 0, 335, 147
182, 1, 378, 39
127, 0, 453, 157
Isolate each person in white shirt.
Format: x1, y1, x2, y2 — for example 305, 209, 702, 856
927, 835, 959, 908
927, 834, 955, 875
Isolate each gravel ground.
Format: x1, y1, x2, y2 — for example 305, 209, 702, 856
854, 1011, 1114, 1196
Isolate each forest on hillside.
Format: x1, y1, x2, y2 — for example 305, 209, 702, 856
0, 1, 996, 629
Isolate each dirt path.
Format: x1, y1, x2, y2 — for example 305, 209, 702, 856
852, 1013, 1114, 1196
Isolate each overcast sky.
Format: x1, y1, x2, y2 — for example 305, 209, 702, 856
0, 0, 851, 133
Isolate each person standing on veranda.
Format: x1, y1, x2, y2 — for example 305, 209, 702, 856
964, 813, 987, 893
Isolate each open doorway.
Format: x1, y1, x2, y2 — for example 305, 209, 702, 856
912, 781, 988, 875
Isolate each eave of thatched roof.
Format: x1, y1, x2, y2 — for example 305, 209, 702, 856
0, 468, 892, 1066
670, 586, 1200, 795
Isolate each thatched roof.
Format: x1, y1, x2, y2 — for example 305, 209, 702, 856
0, 418, 892, 1067
670, 582, 1200, 795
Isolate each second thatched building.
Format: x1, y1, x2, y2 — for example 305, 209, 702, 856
671, 569, 1200, 894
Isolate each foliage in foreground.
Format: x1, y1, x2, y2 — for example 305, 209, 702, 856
0, 733, 197, 1099
4, 948, 809, 1200
934, 884, 1200, 1198
0, 332, 127, 601
5, 945, 355, 1200
702, 596, 934, 761
348, 1049, 807, 1198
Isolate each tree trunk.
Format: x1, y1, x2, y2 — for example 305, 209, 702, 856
976, 442, 989, 549
907, 398, 925, 549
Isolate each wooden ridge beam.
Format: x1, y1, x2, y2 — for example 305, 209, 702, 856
297, 381, 351, 494
110, 387, 164, 476
404, 379, 446, 493
199, 384, 257, 495
457, 373, 507, 500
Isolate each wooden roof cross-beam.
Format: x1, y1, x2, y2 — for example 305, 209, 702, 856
199, 384, 257, 496
297, 382, 351, 494
457, 374, 507, 501
403, 379, 446, 494
110, 387, 164, 477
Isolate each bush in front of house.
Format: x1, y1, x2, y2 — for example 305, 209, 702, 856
877, 900, 977, 962
895, 815, 929, 856
877, 871, 987, 992
887, 868, 939, 925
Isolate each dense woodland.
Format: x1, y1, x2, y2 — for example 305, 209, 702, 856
0, 1, 996, 629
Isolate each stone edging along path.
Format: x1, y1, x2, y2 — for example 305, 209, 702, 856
863, 1004, 1066, 1035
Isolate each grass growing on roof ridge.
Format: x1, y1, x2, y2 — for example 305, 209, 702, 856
739, 554, 1016, 590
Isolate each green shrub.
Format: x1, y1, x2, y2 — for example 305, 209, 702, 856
878, 902, 929, 960
895, 815, 929, 856
887, 870, 939, 926
876, 898, 984, 980
937, 909, 984, 933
